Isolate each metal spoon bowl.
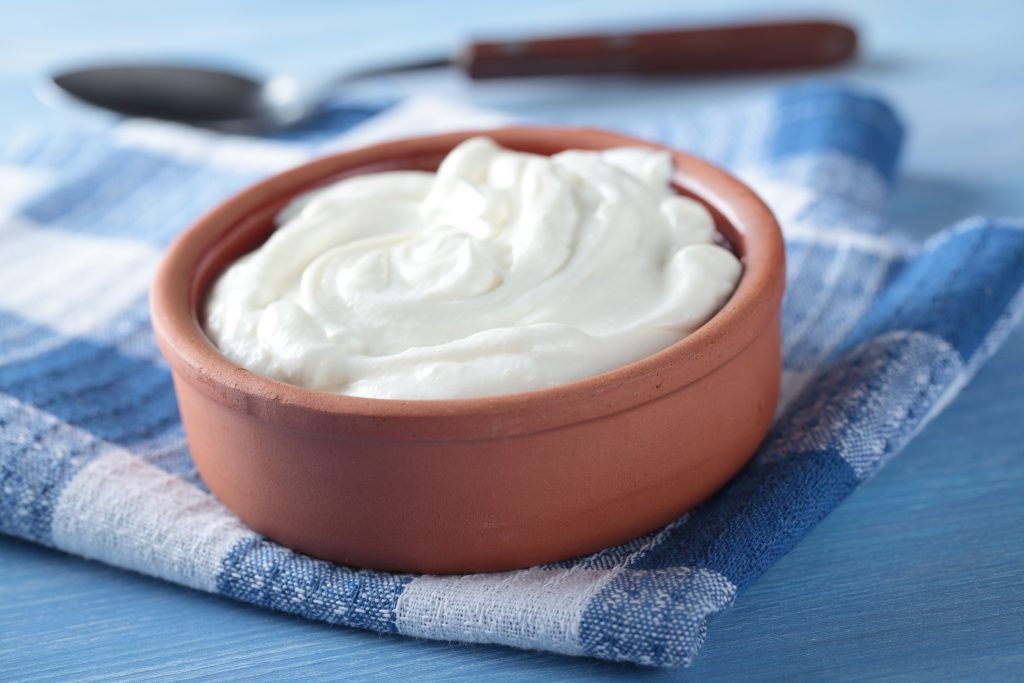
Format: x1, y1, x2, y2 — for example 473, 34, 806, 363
48, 57, 448, 133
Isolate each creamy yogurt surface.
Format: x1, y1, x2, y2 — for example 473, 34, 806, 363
204, 137, 741, 399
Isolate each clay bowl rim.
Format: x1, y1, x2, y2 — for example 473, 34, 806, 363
150, 126, 785, 441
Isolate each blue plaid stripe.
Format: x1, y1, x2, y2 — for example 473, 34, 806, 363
842, 224, 1024, 359
768, 85, 904, 182
0, 392, 108, 544
218, 538, 413, 633
20, 148, 266, 245
0, 325, 180, 447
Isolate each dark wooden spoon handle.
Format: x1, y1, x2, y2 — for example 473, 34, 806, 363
457, 19, 857, 79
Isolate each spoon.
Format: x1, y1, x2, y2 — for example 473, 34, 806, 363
47, 19, 856, 134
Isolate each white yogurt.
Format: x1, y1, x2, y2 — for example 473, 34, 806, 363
205, 137, 741, 399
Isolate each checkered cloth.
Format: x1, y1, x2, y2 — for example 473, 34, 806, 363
2, 85, 1022, 668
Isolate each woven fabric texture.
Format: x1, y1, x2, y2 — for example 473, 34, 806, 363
1, 85, 1022, 667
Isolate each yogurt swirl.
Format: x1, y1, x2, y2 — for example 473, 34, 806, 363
205, 137, 741, 399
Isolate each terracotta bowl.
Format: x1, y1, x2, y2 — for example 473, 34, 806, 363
151, 127, 785, 574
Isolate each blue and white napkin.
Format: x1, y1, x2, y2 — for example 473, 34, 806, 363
1, 85, 1022, 667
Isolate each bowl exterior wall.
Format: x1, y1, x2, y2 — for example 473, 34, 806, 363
173, 316, 780, 574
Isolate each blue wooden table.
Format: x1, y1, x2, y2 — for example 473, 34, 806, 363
2, 1, 1023, 680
